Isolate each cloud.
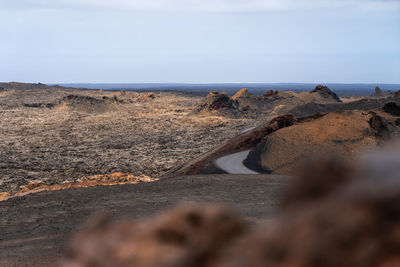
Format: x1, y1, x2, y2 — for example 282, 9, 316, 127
1, 0, 398, 12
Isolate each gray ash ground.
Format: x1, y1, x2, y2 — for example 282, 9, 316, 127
0, 87, 257, 194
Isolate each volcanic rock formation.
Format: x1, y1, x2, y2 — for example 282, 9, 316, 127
288, 95, 400, 118
194, 85, 344, 119
193, 91, 242, 118
310, 84, 342, 102
375, 86, 384, 96
232, 88, 251, 100
244, 109, 399, 174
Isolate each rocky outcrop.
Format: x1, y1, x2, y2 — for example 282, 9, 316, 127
194, 86, 345, 119
309, 84, 342, 103
368, 111, 390, 139
371, 86, 394, 99
232, 88, 250, 100
374, 86, 383, 96
193, 91, 242, 118
263, 90, 278, 98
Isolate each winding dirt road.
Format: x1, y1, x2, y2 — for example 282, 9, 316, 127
215, 150, 259, 174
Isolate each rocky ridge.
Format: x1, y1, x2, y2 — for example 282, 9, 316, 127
193, 85, 344, 119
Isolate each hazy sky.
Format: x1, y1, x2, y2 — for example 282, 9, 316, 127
1, 0, 399, 83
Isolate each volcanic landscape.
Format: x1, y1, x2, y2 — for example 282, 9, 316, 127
1, 82, 400, 266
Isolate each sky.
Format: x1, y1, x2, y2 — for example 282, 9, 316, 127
0, 0, 399, 83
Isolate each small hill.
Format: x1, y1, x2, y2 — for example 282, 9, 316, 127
245, 109, 399, 174
193, 91, 242, 118
56, 94, 122, 114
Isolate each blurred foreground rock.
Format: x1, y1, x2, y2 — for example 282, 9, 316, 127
61, 146, 400, 267
61, 205, 245, 267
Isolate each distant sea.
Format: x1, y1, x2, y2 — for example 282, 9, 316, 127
57, 83, 400, 96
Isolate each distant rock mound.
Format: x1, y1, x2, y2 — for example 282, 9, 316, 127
199, 88, 305, 119
370, 86, 394, 99
194, 91, 242, 118
0, 82, 73, 91
289, 97, 400, 118
232, 88, 250, 100
135, 92, 157, 102
194, 86, 344, 119
245, 109, 399, 175
310, 84, 342, 103
57, 94, 121, 114
374, 86, 383, 96
263, 90, 279, 98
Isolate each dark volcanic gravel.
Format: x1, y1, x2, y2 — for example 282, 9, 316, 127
0, 174, 288, 266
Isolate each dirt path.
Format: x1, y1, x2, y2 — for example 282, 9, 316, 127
0, 174, 288, 266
